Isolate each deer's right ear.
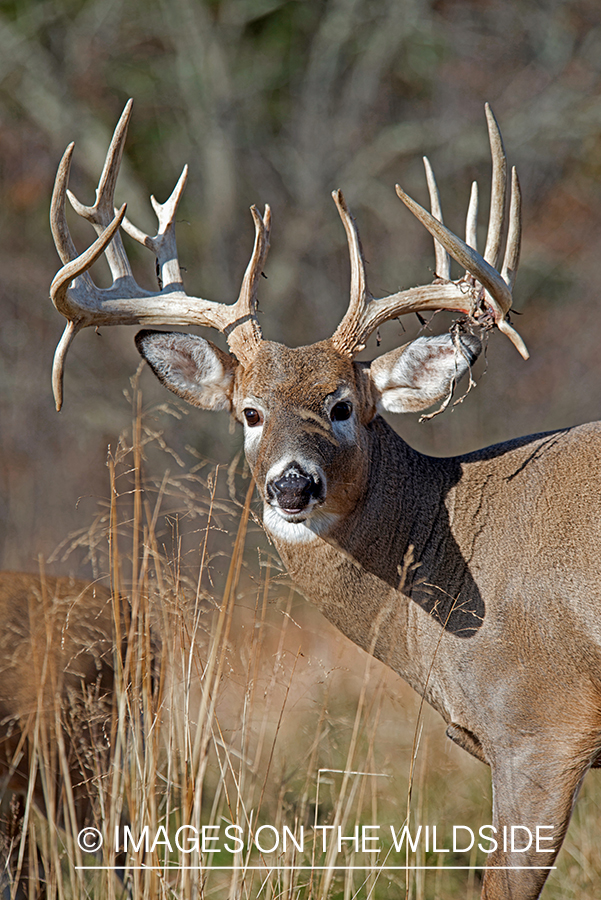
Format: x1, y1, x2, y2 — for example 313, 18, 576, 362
135, 330, 237, 411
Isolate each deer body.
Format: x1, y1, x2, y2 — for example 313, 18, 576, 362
271, 413, 601, 900
136, 333, 601, 897
48, 102, 597, 897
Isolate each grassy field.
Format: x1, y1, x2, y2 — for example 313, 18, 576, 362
1, 388, 599, 899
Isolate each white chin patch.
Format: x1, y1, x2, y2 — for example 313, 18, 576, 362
263, 504, 339, 544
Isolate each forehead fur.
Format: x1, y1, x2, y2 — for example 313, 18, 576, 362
236, 340, 365, 408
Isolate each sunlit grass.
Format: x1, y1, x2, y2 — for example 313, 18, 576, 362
2, 385, 600, 898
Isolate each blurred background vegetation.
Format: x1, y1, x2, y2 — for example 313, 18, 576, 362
1, 2, 601, 896
0, 0, 600, 567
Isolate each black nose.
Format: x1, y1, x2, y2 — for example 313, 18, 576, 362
267, 466, 321, 511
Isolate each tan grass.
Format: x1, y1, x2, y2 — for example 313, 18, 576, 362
2, 385, 600, 898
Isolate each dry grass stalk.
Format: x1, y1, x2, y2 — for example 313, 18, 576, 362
4, 388, 599, 898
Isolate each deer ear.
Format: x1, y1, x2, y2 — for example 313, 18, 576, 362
135, 330, 237, 411
369, 333, 481, 414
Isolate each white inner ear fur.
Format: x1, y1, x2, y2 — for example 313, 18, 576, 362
370, 333, 480, 414
137, 332, 236, 411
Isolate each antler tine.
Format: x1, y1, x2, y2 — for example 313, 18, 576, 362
465, 181, 479, 252
225, 204, 270, 362
67, 100, 131, 232
52, 321, 80, 413
330, 190, 371, 353
494, 166, 528, 356
50, 143, 79, 266
501, 167, 521, 289
423, 157, 451, 280
483, 103, 507, 269
66, 99, 134, 284
121, 164, 189, 289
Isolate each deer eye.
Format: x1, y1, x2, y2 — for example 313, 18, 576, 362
330, 401, 353, 422
243, 408, 263, 427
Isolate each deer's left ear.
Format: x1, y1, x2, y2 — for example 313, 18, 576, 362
368, 333, 481, 414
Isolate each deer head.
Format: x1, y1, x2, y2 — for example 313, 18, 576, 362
50, 101, 525, 544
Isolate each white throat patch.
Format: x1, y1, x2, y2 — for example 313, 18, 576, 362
263, 504, 339, 544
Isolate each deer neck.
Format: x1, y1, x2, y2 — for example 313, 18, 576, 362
267, 415, 476, 701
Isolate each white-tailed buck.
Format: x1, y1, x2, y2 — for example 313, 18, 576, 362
48, 101, 601, 899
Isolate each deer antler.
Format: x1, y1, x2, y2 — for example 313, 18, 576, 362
330, 103, 528, 360
49, 100, 269, 410
50, 102, 525, 410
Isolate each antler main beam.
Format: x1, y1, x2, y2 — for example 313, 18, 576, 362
330, 103, 528, 360
50, 102, 526, 411
49, 100, 268, 410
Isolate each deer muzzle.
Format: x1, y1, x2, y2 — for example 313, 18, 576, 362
266, 464, 324, 517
